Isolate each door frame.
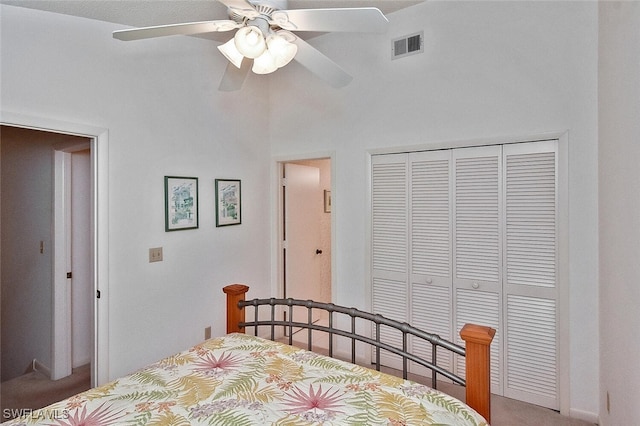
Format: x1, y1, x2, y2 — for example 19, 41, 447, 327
52, 149, 73, 380
1, 111, 109, 387
52, 144, 91, 380
272, 153, 335, 303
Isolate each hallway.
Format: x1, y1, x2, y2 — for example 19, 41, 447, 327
0, 364, 90, 421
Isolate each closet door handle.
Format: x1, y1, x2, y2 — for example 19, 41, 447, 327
316, 249, 323, 255
472, 282, 480, 289
425, 278, 433, 284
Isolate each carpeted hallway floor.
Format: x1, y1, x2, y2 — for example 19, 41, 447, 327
1, 364, 91, 422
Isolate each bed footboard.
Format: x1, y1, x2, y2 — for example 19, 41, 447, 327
223, 284, 495, 423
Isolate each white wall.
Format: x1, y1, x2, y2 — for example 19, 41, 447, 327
269, 1, 599, 420
0, 1, 604, 420
598, 2, 640, 425
1, 127, 55, 381
0, 5, 273, 379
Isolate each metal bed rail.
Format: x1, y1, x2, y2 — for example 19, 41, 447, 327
238, 297, 466, 390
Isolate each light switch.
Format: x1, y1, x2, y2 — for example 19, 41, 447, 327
149, 247, 163, 262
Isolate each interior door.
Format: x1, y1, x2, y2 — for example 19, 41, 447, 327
370, 153, 409, 368
71, 150, 92, 369
409, 150, 453, 376
53, 144, 92, 380
452, 145, 503, 395
502, 141, 559, 409
283, 163, 324, 323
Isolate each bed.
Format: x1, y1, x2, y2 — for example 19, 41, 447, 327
2, 284, 494, 426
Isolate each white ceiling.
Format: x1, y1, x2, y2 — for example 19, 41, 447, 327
0, 0, 423, 41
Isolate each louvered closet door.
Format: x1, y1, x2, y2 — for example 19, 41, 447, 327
503, 141, 559, 409
408, 150, 453, 377
452, 145, 503, 395
371, 154, 409, 369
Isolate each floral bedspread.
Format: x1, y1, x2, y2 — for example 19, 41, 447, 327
4, 333, 487, 425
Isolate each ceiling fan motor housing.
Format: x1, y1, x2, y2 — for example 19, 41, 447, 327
248, 0, 288, 14
230, 0, 284, 32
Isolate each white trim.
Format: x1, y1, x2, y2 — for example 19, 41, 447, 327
52, 150, 73, 380
270, 159, 281, 300
569, 408, 599, 424
92, 128, 110, 386
32, 358, 52, 379
0, 112, 106, 139
557, 131, 571, 416
271, 151, 336, 302
367, 131, 567, 157
364, 153, 373, 315
272, 151, 336, 163
0, 111, 109, 387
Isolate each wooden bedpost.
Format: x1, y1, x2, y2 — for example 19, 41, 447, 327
223, 284, 249, 334
460, 323, 496, 424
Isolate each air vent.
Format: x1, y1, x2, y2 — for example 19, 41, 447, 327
391, 31, 424, 60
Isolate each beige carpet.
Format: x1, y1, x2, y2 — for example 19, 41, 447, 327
436, 381, 596, 426
1, 364, 91, 422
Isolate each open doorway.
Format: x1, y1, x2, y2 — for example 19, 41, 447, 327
0, 112, 109, 391
0, 125, 93, 416
278, 158, 332, 345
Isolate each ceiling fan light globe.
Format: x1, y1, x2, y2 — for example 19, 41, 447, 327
267, 34, 297, 68
217, 38, 244, 69
234, 26, 266, 59
252, 50, 278, 74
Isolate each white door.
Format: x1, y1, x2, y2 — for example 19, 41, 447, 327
53, 150, 73, 380
452, 145, 503, 395
283, 163, 324, 323
71, 150, 92, 368
502, 141, 559, 409
408, 150, 453, 376
371, 141, 561, 409
53, 145, 92, 380
370, 153, 409, 368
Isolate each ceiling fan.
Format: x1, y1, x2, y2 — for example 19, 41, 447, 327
112, 0, 389, 91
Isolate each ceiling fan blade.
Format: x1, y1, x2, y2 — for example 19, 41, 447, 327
272, 8, 388, 33
219, 60, 252, 91
217, 0, 260, 19
113, 20, 242, 41
292, 38, 353, 88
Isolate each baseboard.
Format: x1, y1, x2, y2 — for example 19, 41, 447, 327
73, 357, 91, 369
33, 358, 52, 379
569, 408, 599, 424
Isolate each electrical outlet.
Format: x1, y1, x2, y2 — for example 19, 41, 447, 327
204, 326, 212, 340
149, 247, 163, 262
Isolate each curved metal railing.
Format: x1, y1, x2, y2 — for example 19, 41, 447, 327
238, 297, 466, 389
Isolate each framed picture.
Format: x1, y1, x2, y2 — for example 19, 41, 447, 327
215, 179, 241, 227
164, 176, 198, 231
324, 190, 332, 213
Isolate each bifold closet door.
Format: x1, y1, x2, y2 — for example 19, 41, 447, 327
371, 141, 560, 409
371, 153, 408, 368
503, 141, 559, 409
452, 145, 503, 395
408, 150, 453, 376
